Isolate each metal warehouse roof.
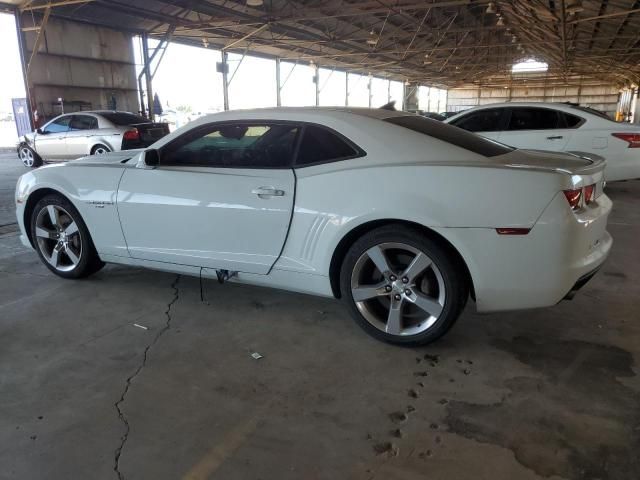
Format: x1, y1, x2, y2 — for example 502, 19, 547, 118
3, 0, 640, 88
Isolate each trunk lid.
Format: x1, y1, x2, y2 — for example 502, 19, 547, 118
131, 122, 170, 145
121, 122, 170, 150
498, 149, 606, 200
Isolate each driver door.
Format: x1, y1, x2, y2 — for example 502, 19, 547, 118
116, 122, 299, 274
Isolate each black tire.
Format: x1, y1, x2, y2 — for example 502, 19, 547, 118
91, 144, 111, 155
18, 144, 43, 168
30, 194, 105, 279
340, 224, 468, 346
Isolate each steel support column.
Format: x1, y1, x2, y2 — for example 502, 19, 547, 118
14, 8, 33, 130
141, 33, 154, 120
221, 51, 229, 111
314, 64, 320, 106
345, 72, 349, 106
276, 57, 281, 107
368, 75, 372, 108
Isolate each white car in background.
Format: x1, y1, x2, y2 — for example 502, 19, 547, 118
446, 102, 640, 181
17, 111, 169, 168
15, 107, 612, 345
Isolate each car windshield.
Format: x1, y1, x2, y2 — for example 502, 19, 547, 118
100, 112, 149, 125
384, 115, 514, 157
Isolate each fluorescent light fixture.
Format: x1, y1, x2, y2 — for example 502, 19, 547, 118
366, 30, 378, 46
246, 0, 264, 6
512, 59, 549, 73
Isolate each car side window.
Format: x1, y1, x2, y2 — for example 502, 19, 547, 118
559, 112, 584, 128
43, 116, 72, 134
160, 123, 299, 169
450, 109, 504, 132
507, 108, 560, 130
70, 115, 98, 130
295, 126, 361, 166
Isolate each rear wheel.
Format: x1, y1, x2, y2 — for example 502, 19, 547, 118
91, 144, 110, 155
18, 145, 43, 168
30, 194, 104, 278
340, 225, 468, 345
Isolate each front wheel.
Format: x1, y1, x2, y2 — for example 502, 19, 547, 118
340, 225, 468, 346
30, 194, 104, 279
18, 145, 43, 168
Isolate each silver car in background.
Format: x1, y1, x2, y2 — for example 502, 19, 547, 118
17, 111, 169, 168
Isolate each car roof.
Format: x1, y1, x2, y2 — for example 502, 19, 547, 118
446, 102, 604, 116
454, 102, 581, 110
444, 102, 620, 126
195, 106, 411, 123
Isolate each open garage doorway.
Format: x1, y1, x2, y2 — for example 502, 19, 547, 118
0, 12, 27, 148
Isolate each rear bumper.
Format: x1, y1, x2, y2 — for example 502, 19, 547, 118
563, 265, 602, 300
440, 191, 613, 312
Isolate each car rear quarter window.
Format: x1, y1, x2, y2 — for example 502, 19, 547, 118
560, 112, 584, 128
295, 125, 362, 166
384, 115, 513, 157
100, 112, 148, 125
507, 108, 560, 130
449, 108, 504, 132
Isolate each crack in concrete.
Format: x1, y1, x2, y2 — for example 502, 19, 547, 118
113, 275, 180, 480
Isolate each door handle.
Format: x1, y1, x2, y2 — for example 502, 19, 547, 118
546, 135, 564, 140
251, 187, 285, 197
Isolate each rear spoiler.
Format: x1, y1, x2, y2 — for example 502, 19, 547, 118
565, 151, 605, 164
562, 151, 607, 177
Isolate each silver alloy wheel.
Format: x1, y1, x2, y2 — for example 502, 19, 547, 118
35, 205, 82, 272
350, 242, 446, 336
93, 146, 109, 155
19, 147, 34, 167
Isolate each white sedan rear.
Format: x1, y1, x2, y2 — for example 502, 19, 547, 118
446, 102, 640, 181
15, 107, 612, 345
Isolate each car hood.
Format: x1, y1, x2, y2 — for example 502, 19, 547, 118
68, 149, 144, 166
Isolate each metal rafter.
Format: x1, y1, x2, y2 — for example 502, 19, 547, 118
12, 0, 640, 88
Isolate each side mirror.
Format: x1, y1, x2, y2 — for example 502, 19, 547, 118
144, 148, 160, 167
36, 128, 44, 134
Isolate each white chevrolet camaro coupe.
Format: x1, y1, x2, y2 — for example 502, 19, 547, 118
15, 107, 613, 345
445, 102, 640, 182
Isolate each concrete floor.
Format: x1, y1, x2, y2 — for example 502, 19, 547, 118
0, 152, 28, 226
0, 153, 639, 480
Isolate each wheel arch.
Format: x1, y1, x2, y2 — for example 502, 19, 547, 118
328, 219, 475, 300
23, 188, 74, 248
90, 143, 113, 155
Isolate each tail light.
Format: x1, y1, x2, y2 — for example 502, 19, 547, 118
123, 128, 140, 141
563, 184, 596, 210
563, 188, 582, 210
583, 184, 595, 204
612, 133, 640, 148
